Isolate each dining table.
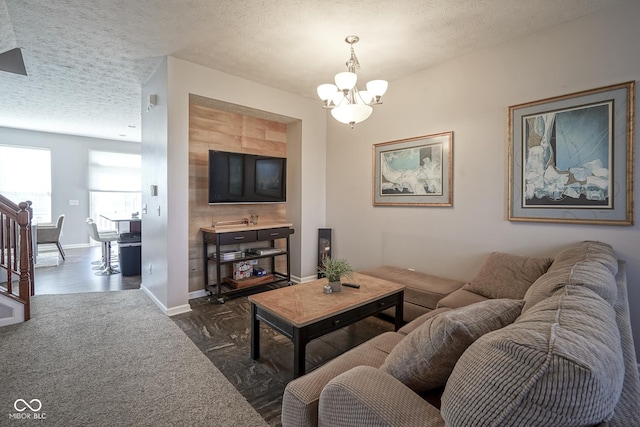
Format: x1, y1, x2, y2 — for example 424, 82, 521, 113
99, 213, 141, 234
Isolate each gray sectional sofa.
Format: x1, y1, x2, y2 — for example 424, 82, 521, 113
281, 241, 640, 427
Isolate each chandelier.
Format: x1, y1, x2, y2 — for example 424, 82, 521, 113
317, 36, 388, 128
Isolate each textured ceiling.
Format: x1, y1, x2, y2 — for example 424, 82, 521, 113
0, 0, 627, 143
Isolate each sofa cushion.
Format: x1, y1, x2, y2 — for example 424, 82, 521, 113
462, 252, 552, 300
523, 260, 617, 312
398, 307, 451, 335
358, 266, 465, 310
282, 332, 403, 427
436, 288, 488, 309
318, 366, 445, 427
441, 285, 624, 427
382, 300, 437, 323
381, 299, 524, 393
548, 240, 618, 276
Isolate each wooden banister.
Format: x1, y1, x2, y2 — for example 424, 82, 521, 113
0, 194, 34, 321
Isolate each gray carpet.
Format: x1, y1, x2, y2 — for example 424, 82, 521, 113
0, 290, 268, 426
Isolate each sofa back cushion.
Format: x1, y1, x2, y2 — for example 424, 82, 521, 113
381, 299, 524, 392
548, 240, 618, 275
523, 260, 617, 312
441, 285, 624, 427
523, 241, 618, 312
462, 252, 552, 300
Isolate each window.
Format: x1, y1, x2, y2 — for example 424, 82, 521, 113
88, 151, 141, 234
0, 145, 52, 223
89, 191, 142, 232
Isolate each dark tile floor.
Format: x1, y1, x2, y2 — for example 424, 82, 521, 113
172, 294, 395, 426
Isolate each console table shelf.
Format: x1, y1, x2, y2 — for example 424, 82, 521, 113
201, 223, 294, 303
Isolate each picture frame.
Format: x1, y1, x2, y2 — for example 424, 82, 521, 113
373, 132, 453, 206
508, 81, 634, 225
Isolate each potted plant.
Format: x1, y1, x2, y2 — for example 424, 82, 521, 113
319, 257, 353, 292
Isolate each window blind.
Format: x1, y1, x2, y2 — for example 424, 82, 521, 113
88, 150, 141, 192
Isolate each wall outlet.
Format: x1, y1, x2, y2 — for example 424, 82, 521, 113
68, 199, 79, 206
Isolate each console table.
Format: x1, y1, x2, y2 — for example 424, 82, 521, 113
201, 223, 294, 303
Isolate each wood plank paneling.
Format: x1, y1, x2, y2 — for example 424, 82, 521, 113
188, 102, 288, 293
241, 136, 287, 157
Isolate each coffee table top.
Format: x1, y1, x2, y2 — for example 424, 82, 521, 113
248, 272, 404, 327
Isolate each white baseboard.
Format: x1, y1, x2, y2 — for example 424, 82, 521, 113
39, 243, 90, 251
166, 303, 192, 317
140, 284, 192, 317
295, 274, 317, 284
64, 243, 91, 249
189, 289, 208, 300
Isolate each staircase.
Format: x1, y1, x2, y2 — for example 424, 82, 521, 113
0, 194, 34, 325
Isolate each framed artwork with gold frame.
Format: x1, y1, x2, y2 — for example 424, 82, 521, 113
373, 132, 453, 207
508, 81, 634, 225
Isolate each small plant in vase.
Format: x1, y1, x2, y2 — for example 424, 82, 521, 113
319, 257, 353, 293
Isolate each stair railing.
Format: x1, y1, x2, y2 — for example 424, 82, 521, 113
0, 194, 34, 321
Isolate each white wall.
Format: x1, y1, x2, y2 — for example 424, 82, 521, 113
0, 126, 140, 246
141, 57, 327, 314
141, 58, 171, 311
326, 1, 640, 360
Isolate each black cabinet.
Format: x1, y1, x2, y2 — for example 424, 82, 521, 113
201, 224, 294, 303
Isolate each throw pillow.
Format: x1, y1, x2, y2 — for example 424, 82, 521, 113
441, 286, 624, 427
462, 252, 552, 300
381, 299, 524, 392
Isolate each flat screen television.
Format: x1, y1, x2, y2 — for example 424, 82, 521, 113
208, 150, 287, 204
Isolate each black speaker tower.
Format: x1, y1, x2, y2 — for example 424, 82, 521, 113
318, 228, 332, 278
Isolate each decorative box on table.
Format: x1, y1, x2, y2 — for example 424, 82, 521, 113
233, 261, 253, 280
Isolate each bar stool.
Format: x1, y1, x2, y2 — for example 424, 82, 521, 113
86, 219, 120, 276
86, 218, 119, 266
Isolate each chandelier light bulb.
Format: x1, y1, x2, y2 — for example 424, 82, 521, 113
332, 92, 347, 107
357, 90, 373, 105
317, 84, 338, 101
366, 80, 388, 98
331, 104, 373, 128
316, 36, 388, 128
334, 71, 357, 92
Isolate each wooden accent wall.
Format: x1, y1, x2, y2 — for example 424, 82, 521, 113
188, 103, 288, 293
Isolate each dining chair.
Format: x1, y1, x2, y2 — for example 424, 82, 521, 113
36, 214, 65, 260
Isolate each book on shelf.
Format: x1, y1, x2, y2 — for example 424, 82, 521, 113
246, 248, 282, 256
212, 250, 245, 261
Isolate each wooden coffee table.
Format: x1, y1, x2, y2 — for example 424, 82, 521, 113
249, 272, 404, 378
